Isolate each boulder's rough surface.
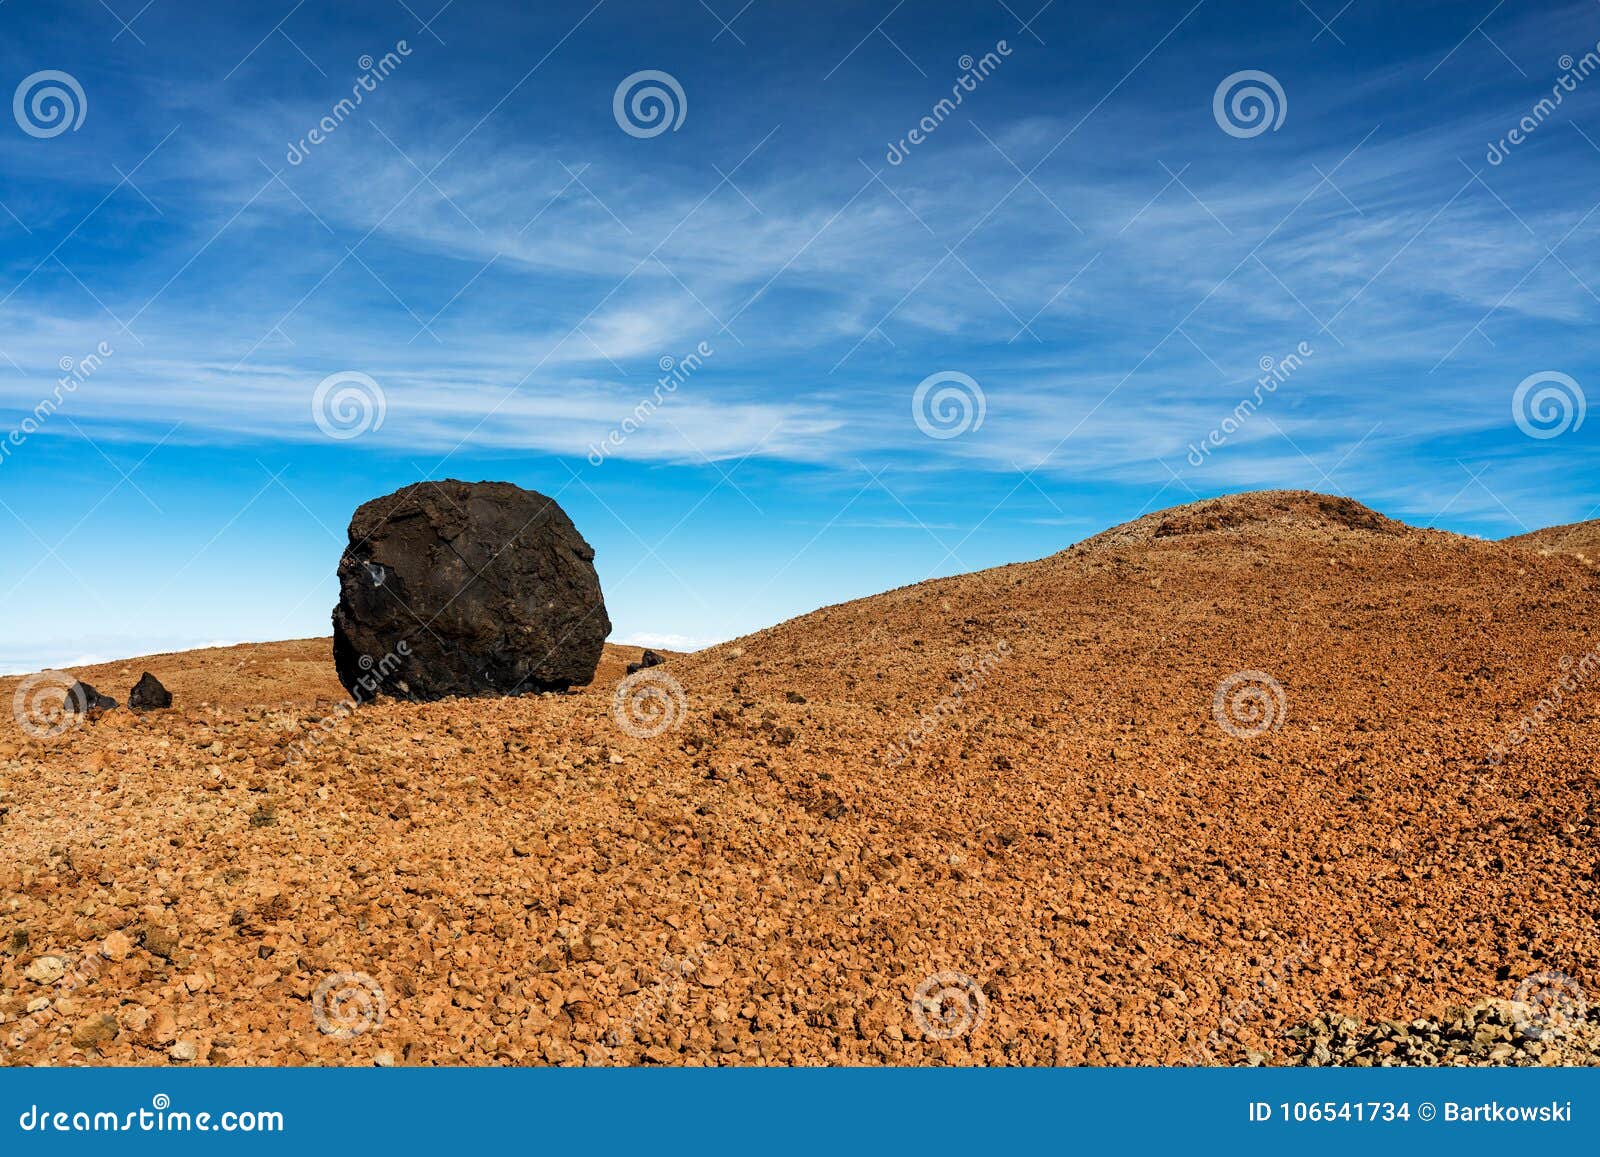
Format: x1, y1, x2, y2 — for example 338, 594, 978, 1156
127, 672, 172, 711
331, 480, 610, 701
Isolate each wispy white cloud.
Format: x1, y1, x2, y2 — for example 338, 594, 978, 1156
1, 0, 1596, 500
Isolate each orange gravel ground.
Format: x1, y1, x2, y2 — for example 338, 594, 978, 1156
1507, 519, 1600, 568
2, 490, 1597, 1066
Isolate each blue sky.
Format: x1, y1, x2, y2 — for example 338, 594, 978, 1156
2, 0, 1598, 672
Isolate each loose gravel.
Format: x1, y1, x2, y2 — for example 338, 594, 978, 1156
2, 491, 1597, 1066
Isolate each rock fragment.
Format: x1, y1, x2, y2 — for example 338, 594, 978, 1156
71, 1014, 120, 1049
626, 649, 665, 676
24, 954, 66, 984
141, 924, 179, 960
61, 681, 117, 713
128, 672, 172, 711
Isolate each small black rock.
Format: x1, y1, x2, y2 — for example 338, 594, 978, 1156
626, 649, 665, 676
61, 680, 117, 713
128, 672, 172, 711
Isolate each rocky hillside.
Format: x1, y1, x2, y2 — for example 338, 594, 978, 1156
1506, 518, 1600, 567
2, 491, 1597, 1066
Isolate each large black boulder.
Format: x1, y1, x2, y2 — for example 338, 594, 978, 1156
331, 480, 610, 701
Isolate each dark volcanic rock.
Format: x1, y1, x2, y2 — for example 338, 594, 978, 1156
626, 649, 665, 676
331, 480, 611, 701
127, 672, 172, 711
61, 680, 116, 713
